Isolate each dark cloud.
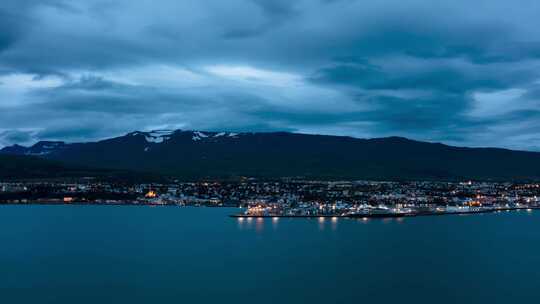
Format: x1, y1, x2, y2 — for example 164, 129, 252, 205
223, 0, 298, 39
0, 129, 35, 145
0, 9, 25, 53
1, 0, 540, 150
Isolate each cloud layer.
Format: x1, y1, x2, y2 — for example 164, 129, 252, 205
1, 0, 540, 150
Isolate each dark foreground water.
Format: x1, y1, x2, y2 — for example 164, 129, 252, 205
1, 206, 539, 304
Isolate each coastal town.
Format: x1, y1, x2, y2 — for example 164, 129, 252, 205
1, 179, 539, 218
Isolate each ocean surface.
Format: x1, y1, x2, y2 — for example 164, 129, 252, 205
1, 205, 539, 304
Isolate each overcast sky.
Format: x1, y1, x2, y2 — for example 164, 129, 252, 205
1, 0, 540, 150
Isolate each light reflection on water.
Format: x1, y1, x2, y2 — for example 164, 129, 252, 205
318, 217, 325, 231
238, 217, 345, 232
331, 217, 338, 231
237, 216, 413, 232
237, 217, 244, 230
255, 218, 264, 232
234, 216, 386, 232
272, 217, 279, 230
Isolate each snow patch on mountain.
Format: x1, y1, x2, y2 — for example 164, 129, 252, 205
149, 130, 174, 137
194, 131, 208, 138
143, 130, 174, 144
192, 131, 240, 141
145, 136, 165, 143
131, 129, 242, 143
192, 131, 209, 141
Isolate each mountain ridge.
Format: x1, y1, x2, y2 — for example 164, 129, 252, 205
2, 130, 540, 181
1, 130, 534, 153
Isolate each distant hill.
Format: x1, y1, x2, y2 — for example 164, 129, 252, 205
2, 130, 540, 181
0, 154, 158, 181
0, 154, 93, 179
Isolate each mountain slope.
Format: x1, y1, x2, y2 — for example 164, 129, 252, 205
0, 154, 159, 181
0, 154, 98, 179
2, 130, 540, 180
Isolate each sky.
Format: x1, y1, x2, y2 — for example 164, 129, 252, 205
1, 0, 540, 150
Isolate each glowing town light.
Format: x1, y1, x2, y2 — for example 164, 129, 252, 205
145, 190, 157, 198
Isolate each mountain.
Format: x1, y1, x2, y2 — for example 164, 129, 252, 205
0, 154, 160, 181
0, 141, 66, 156
2, 130, 540, 181
0, 154, 99, 179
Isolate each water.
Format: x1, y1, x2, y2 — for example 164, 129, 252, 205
1, 205, 539, 303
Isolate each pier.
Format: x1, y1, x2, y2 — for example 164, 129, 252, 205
230, 206, 540, 219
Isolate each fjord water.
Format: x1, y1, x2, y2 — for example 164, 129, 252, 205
1, 206, 539, 304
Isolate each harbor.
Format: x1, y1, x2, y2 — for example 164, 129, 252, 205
230, 205, 540, 219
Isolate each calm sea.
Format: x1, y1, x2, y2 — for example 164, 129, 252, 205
1, 205, 539, 303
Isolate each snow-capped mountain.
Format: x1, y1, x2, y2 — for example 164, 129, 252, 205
128, 130, 240, 145
1, 130, 243, 155
1, 141, 66, 156
126, 130, 243, 151
2, 130, 540, 180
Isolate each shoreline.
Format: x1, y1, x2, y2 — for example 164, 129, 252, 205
0, 202, 237, 207
230, 207, 540, 219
